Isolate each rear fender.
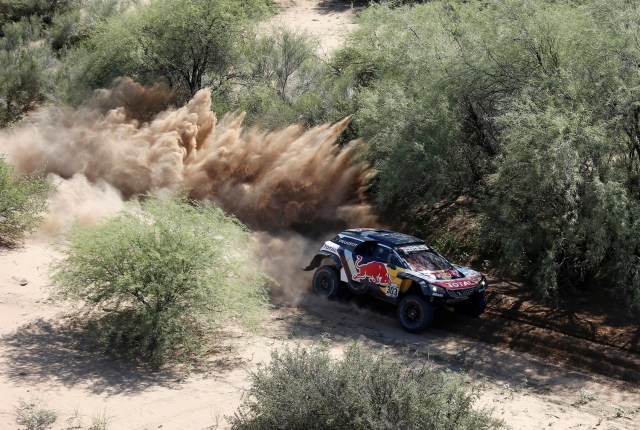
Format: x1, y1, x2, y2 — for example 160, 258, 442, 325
303, 252, 342, 271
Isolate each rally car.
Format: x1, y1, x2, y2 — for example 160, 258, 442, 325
303, 229, 487, 333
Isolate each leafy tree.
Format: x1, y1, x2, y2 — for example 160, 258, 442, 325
0, 1, 128, 124
0, 156, 51, 246
51, 197, 270, 366
71, 0, 271, 104
0, 18, 58, 125
0, 0, 77, 32
231, 341, 504, 429
335, 2, 484, 222
334, 0, 640, 306
227, 28, 332, 128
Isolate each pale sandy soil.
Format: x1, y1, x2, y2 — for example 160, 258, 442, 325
268, 0, 359, 55
1, 238, 639, 429
1, 2, 640, 430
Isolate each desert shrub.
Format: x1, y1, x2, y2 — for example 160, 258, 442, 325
231, 341, 504, 430
232, 28, 321, 128
0, 18, 58, 125
51, 197, 270, 366
213, 27, 353, 130
0, 0, 76, 30
334, 0, 640, 306
15, 398, 57, 430
0, 157, 51, 246
69, 0, 271, 104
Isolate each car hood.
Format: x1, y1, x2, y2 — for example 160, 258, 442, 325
406, 266, 482, 290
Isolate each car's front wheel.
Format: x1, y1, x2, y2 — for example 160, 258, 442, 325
397, 294, 433, 333
312, 265, 340, 299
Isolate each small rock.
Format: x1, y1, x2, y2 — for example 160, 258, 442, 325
12, 276, 28, 286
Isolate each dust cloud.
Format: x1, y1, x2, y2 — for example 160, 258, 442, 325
0, 78, 377, 299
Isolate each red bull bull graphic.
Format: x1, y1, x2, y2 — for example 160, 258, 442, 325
353, 255, 391, 285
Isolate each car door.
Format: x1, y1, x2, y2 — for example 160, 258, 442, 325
352, 244, 405, 301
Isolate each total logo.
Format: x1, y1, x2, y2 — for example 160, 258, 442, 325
435, 279, 476, 289
321, 242, 340, 254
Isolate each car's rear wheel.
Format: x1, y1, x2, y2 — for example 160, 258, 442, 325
312, 265, 340, 299
397, 294, 433, 333
455, 290, 486, 317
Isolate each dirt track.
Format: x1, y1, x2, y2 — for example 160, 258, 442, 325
1, 240, 639, 429
295, 280, 640, 385
281, 291, 640, 429
442, 284, 640, 384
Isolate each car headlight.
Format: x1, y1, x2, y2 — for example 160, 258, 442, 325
430, 284, 446, 295
479, 277, 487, 290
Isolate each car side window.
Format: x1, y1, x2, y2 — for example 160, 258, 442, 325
373, 245, 390, 262
388, 252, 403, 268
356, 242, 375, 258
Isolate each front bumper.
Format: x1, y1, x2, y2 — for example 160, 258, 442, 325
429, 278, 486, 304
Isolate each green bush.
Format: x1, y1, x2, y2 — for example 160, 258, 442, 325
14, 397, 57, 430
51, 197, 270, 366
68, 0, 271, 104
333, 0, 640, 306
232, 28, 320, 128
231, 341, 504, 430
0, 157, 51, 246
0, 0, 76, 31
0, 18, 58, 126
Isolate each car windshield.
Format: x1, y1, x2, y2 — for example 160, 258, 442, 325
403, 250, 453, 272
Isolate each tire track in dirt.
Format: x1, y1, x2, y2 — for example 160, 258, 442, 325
435, 308, 640, 385
288, 285, 640, 385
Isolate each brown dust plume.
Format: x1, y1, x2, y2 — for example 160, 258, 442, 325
0, 78, 378, 298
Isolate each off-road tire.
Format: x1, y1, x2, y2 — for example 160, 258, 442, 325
455, 290, 487, 317
312, 265, 340, 299
397, 294, 433, 333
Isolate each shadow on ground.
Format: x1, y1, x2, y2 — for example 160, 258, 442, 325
0, 318, 177, 395
272, 292, 640, 392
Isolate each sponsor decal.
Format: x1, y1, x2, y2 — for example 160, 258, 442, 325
352, 255, 391, 285
430, 269, 463, 281
434, 279, 477, 289
398, 244, 429, 252
321, 241, 340, 254
337, 238, 359, 247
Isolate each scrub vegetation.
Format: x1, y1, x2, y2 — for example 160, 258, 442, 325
0, 156, 50, 246
3, 0, 638, 308
51, 197, 270, 366
231, 341, 504, 430
2, 0, 637, 426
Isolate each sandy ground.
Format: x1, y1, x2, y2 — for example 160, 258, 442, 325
1, 238, 639, 429
268, 0, 359, 55
1, 2, 640, 429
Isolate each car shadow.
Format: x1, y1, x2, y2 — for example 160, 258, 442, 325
273, 292, 639, 393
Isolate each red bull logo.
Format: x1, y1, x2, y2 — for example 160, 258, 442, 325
353, 255, 391, 285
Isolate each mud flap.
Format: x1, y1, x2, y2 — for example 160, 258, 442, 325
303, 252, 341, 271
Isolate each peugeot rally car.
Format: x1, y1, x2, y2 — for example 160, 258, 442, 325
304, 229, 487, 333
